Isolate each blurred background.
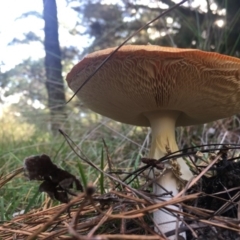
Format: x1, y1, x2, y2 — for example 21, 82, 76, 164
1, 0, 240, 217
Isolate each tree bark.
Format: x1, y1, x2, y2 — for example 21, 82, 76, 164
43, 0, 66, 134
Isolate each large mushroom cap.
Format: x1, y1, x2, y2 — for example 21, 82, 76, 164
66, 45, 240, 127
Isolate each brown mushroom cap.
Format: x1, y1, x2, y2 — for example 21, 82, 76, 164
66, 45, 240, 127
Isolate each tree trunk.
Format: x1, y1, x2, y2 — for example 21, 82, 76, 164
43, 0, 66, 134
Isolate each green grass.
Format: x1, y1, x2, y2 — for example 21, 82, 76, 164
0, 108, 147, 220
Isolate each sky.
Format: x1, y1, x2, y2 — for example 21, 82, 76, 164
0, 0, 90, 113
0, 0, 87, 73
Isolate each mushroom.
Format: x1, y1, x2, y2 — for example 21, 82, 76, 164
66, 45, 240, 238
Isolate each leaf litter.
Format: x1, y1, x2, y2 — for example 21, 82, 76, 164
1, 131, 240, 239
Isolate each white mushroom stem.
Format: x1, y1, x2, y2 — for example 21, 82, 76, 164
145, 111, 193, 239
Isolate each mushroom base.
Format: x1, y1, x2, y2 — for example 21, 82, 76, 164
152, 169, 185, 239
